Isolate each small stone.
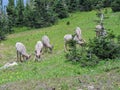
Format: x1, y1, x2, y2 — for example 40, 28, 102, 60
88, 85, 94, 90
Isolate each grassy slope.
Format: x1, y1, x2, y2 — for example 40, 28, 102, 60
0, 9, 120, 90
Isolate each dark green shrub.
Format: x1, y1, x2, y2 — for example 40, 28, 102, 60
54, 0, 69, 19
80, 52, 99, 67
0, 14, 14, 41
65, 38, 99, 67
103, 0, 112, 7
0, 29, 6, 41
65, 30, 120, 67
117, 35, 120, 44
79, 0, 93, 11
111, 0, 120, 12
65, 39, 81, 61
88, 31, 120, 59
67, 0, 78, 12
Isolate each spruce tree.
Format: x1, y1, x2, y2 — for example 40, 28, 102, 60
0, 15, 5, 40
23, 3, 35, 27
7, 0, 16, 26
54, 0, 69, 19
33, 0, 57, 28
111, 0, 120, 12
67, 0, 78, 12
78, 0, 92, 11
16, 0, 25, 26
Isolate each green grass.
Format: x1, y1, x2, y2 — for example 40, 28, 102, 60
0, 9, 120, 90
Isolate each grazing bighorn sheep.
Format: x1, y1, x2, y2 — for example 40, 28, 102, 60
75, 27, 82, 40
42, 35, 53, 53
64, 27, 85, 52
64, 34, 73, 52
35, 41, 43, 61
15, 42, 31, 62
95, 24, 103, 36
95, 23, 107, 37
64, 34, 85, 52
75, 27, 85, 43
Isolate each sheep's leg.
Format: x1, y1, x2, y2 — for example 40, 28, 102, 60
48, 45, 52, 53
19, 53, 21, 61
49, 47, 52, 53
44, 47, 47, 53
96, 31, 98, 37
64, 43, 67, 52
20, 53, 22, 62
34, 51, 37, 61
17, 51, 19, 62
47, 47, 50, 53
22, 55, 25, 62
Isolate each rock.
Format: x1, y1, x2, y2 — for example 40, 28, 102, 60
0, 61, 18, 70
88, 85, 94, 90
3, 61, 18, 68
78, 89, 83, 90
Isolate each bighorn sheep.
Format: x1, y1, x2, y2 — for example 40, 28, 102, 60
95, 23, 107, 37
35, 41, 43, 61
64, 27, 85, 52
64, 34, 85, 52
74, 27, 85, 43
75, 27, 82, 40
95, 24, 103, 36
15, 42, 31, 62
42, 35, 53, 53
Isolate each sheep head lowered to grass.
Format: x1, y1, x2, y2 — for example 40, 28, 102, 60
64, 34, 85, 52
35, 41, 43, 61
64, 27, 85, 52
15, 42, 31, 62
42, 35, 53, 53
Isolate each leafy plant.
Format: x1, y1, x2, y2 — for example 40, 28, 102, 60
65, 39, 81, 61
88, 30, 120, 59
65, 38, 99, 67
80, 52, 99, 67
65, 30, 120, 67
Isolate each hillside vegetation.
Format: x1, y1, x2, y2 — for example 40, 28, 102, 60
0, 9, 120, 90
